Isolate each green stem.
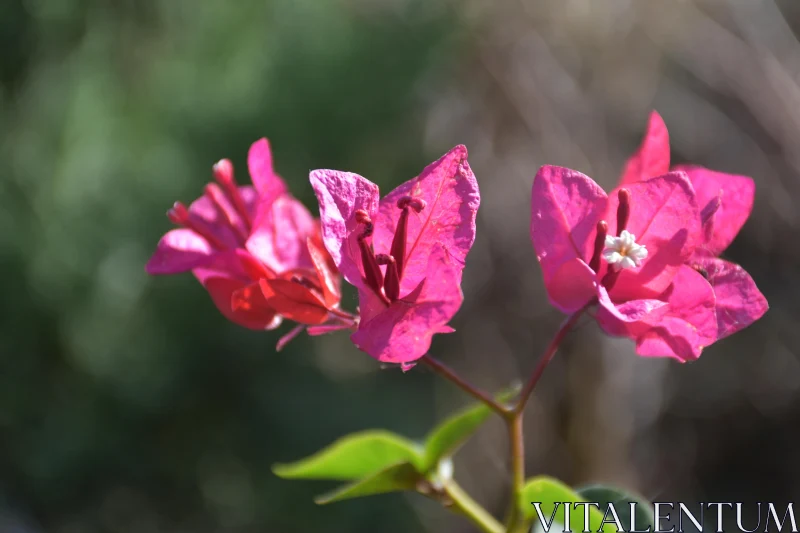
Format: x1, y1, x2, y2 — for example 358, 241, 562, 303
445, 480, 505, 533
505, 307, 586, 532
424, 308, 586, 533
504, 412, 526, 532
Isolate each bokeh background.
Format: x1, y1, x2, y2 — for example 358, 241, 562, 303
1, 0, 798, 531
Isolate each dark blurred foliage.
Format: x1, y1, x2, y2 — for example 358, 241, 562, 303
1, 1, 798, 532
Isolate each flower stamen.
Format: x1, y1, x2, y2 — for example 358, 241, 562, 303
588, 220, 609, 273
204, 183, 249, 245
389, 196, 426, 279
700, 193, 722, 228
616, 188, 631, 236
602, 230, 648, 271
355, 210, 389, 303
167, 201, 229, 250
213, 159, 253, 231
397, 196, 426, 212
376, 254, 400, 301
390, 210, 408, 279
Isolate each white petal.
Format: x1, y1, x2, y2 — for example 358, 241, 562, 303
620, 230, 635, 247
620, 256, 636, 270
605, 235, 618, 248
630, 246, 648, 262
603, 250, 623, 264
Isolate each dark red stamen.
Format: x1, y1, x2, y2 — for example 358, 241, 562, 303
167, 201, 229, 250
377, 254, 400, 301
390, 209, 408, 277
700, 194, 722, 227
358, 239, 384, 297
397, 196, 426, 213
213, 159, 253, 232
390, 196, 426, 278
354, 210, 386, 300
589, 220, 608, 273
204, 183, 249, 245
355, 209, 372, 228
616, 188, 631, 236
596, 190, 631, 291
601, 269, 621, 291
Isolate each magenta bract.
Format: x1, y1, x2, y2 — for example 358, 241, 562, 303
146, 138, 289, 279
146, 138, 348, 344
621, 111, 768, 345
311, 145, 480, 365
531, 111, 768, 361
531, 165, 709, 360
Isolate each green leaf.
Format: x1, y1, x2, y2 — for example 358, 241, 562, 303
578, 485, 655, 531
421, 387, 518, 471
272, 430, 423, 481
314, 462, 421, 504
520, 476, 614, 533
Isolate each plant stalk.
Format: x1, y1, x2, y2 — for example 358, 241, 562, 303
505, 307, 586, 531
504, 412, 526, 532
421, 356, 510, 417
513, 309, 586, 414
423, 307, 586, 533
445, 480, 505, 533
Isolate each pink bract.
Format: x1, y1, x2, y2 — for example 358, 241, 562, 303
350, 245, 463, 366
531, 165, 709, 361
620, 111, 768, 345
146, 138, 349, 343
146, 138, 290, 278
618, 111, 671, 187
531, 111, 768, 361
311, 145, 480, 364
531, 166, 700, 306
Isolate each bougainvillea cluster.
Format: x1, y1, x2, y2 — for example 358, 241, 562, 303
148, 112, 767, 363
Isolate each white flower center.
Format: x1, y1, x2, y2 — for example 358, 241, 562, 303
602, 230, 648, 270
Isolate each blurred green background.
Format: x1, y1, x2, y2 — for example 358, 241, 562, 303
1, 1, 798, 532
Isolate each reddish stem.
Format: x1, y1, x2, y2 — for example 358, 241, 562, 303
513, 307, 586, 414
421, 356, 509, 417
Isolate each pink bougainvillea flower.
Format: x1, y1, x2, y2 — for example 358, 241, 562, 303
616, 111, 768, 343
310, 145, 480, 366
146, 138, 353, 347
531, 164, 718, 361
532, 112, 768, 361
146, 139, 286, 278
